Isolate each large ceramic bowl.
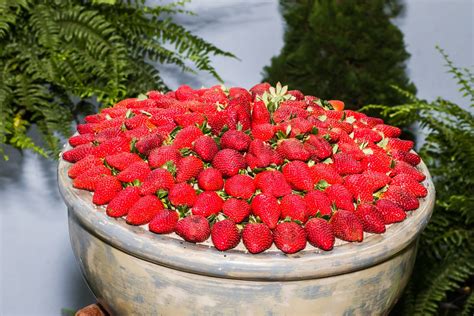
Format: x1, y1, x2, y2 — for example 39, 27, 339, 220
58, 150, 435, 316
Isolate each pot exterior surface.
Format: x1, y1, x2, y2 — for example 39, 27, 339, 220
70, 210, 417, 316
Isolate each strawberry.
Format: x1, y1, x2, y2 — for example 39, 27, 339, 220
329, 210, 364, 242
172, 126, 203, 149
382, 185, 419, 211
148, 145, 181, 169
249, 82, 271, 100
176, 156, 204, 183
125, 114, 149, 130
73, 174, 101, 191
139, 168, 175, 195
328, 100, 345, 111
273, 222, 307, 254
390, 150, 421, 166
353, 128, 382, 143
246, 139, 281, 169
168, 182, 197, 207
68, 155, 103, 178
251, 123, 275, 141
273, 105, 309, 122
325, 184, 355, 211
211, 219, 241, 251
69, 133, 95, 147
92, 175, 123, 205
77, 123, 96, 135
126, 195, 164, 225
192, 191, 223, 217
175, 215, 211, 243
201, 88, 228, 106
84, 113, 105, 123
288, 90, 304, 100
106, 187, 141, 217
355, 204, 386, 234
95, 126, 123, 143
333, 152, 363, 175
105, 152, 142, 171
197, 168, 224, 191
222, 198, 251, 223
305, 135, 332, 160
220, 130, 251, 152
373, 124, 401, 138
254, 170, 292, 198
375, 199, 406, 224
174, 112, 205, 127
229, 87, 252, 102
212, 149, 246, 178
135, 132, 163, 155
63, 144, 94, 162
305, 218, 335, 251
175, 85, 199, 101
309, 163, 343, 185
251, 193, 281, 229
224, 174, 256, 199
252, 100, 271, 124
304, 190, 332, 217
391, 174, 427, 197
280, 100, 307, 109
282, 161, 314, 191
193, 135, 219, 162
277, 138, 311, 161
386, 138, 414, 152
93, 137, 130, 158
116, 161, 151, 183
391, 160, 426, 182
242, 222, 273, 254
149, 210, 179, 234
280, 194, 308, 223
343, 174, 374, 203
361, 153, 392, 174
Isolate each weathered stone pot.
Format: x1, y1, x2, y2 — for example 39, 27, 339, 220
58, 153, 435, 316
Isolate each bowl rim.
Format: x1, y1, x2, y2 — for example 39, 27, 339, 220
58, 147, 435, 281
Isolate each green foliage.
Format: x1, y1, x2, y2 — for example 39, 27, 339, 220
0, 0, 233, 159
263, 0, 416, 110
364, 48, 474, 315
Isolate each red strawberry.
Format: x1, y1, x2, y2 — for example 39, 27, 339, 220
175, 215, 211, 243
224, 174, 256, 199
175, 85, 199, 101
149, 210, 179, 234
391, 174, 427, 197
220, 130, 251, 152
229, 87, 252, 102
333, 152, 363, 175
174, 112, 205, 127
246, 139, 281, 169
305, 218, 335, 251
172, 126, 203, 149
309, 163, 343, 185
343, 174, 374, 202
277, 138, 311, 161
282, 161, 314, 191
304, 190, 332, 217
353, 128, 382, 143
212, 149, 246, 177
106, 187, 141, 217
251, 123, 275, 141
193, 135, 219, 162
280, 194, 308, 223
197, 168, 224, 191
168, 182, 197, 207
116, 161, 151, 183
139, 168, 175, 195
92, 175, 123, 205
252, 101, 270, 124
386, 138, 414, 152
95, 126, 123, 143
68, 155, 103, 178
125, 125, 152, 140
375, 199, 406, 224
211, 219, 241, 251
273, 222, 307, 254
373, 124, 401, 138
84, 113, 105, 123
93, 137, 130, 158
135, 132, 163, 155
288, 90, 304, 100
391, 161, 426, 182
105, 152, 142, 171
201, 88, 228, 105
77, 123, 95, 135
73, 174, 101, 191
126, 195, 164, 225
69, 133, 95, 147
382, 185, 419, 211
176, 156, 204, 182
242, 222, 273, 254
254, 170, 292, 198
305, 135, 332, 160
273, 105, 309, 122
325, 184, 355, 211
361, 153, 392, 174
355, 204, 386, 234
63, 144, 94, 162
251, 193, 281, 229
148, 145, 181, 169
390, 150, 421, 166
249, 82, 271, 100
222, 198, 251, 223
280, 100, 307, 109
192, 191, 223, 217
329, 210, 364, 242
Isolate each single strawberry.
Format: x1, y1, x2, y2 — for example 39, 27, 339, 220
254, 170, 292, 198
249, 82, 271, 100
251, 123, 275, 141
305, 218, 335, 251
373, 124, 401, 138
222, 198, 251, 223
220, 130, 251, 152
246, 139, 279, 169
363, 171, 392, 190
174, 112, 205, 127
390, 150, 421, 166
175, 215, 211, 243
391, 174, 427, 197
73, 174, 101, 191
68, 155, 103, 178
304, 190, 332, 217
325, 184, 355, 211
176, 155, 204, 183
224, 174, 256, 200
229, 87, 252, 102
375, 199, 407, 224
93, 137, 130, 158
63, 144, 95, 163
391, 160, 426, 182
353, 128, 383, 143
355, 204, 386, 234
309, 163, 343, 185
105, 152, 143, 171
135, 132, 163, 156
148, 145, 181, 169
125, 125, 152, 140
77, 123, 96, 135
149, 210, 179, 234
280, 100, 307, 109
329, 210, 364, 242
193, 135, 219, 162
106, 187, 141, 217
197, 168, 224, 191
211, 219, 241, 251
382, 185, 420, 211
168, 182, 197, 207
192, 191, 223, 217
273, 105, 309, 122
305, 135, 332, 160
333, 152, 363, 175
125, 114, 149, 130
343, 174, 374, 203
251, 193, 281, 229
273, 222, 307, 254
386, 138, 414, 152
172, 126, 203, 149
360, 152, 392, 174
95, 126, 123, 143
69, 133, 95, 147
92, 175, 123, 205
116, 160, 151, 183
280, 194, 308, 223
201, 88, 228, 105
277, 138, 311, 161
282, 161, 314, 191
242, 222, 273, 254
212, 149, 246, 178
288, 90, 304, 100
126, 195, 164, 225
84, 113, 105, 123
175, 85, 199, 101
139, 168, 175, 195
252, 100, 271, 124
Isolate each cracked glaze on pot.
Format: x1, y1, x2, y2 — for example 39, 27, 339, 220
58, 150, 435, 315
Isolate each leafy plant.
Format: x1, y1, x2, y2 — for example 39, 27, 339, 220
263, 0, 416, 110
0, 0, 233, 159
364, 48, 474, 315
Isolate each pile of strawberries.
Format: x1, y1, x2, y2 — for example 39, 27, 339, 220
63, 83, 428, 254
